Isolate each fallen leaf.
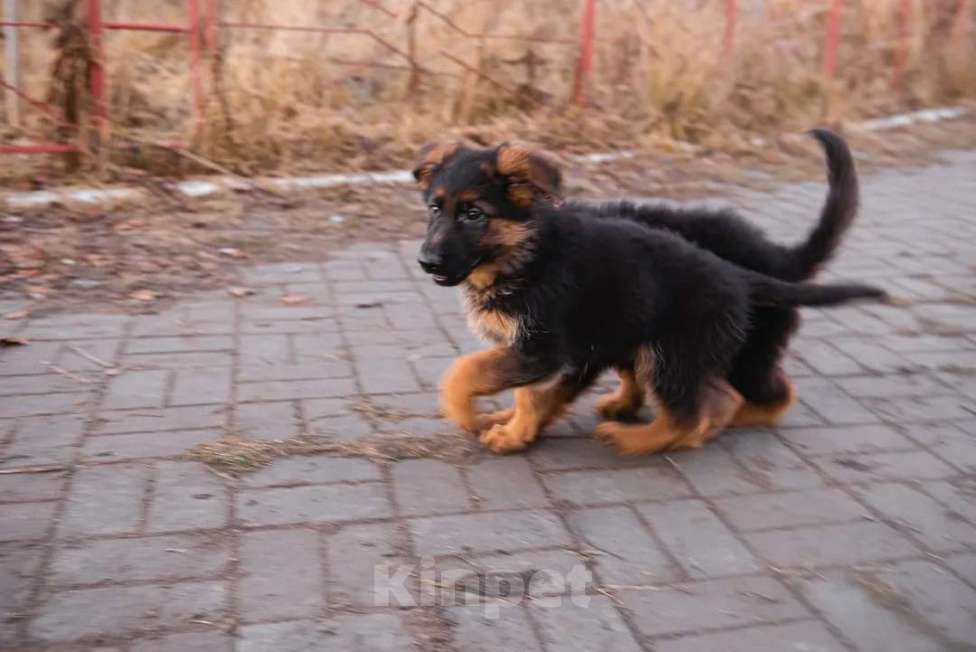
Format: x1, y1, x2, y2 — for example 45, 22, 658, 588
281, 293, 311, 305
0, 336, 29, 347
227, 286, 256, 297
3, 309, 29, 320
218, 247, 244, 258
130, 289, 156, 302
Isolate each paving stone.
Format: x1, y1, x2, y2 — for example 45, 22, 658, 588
619, 575, 809, 638
944, 552, 976, 586
240, 528, 323, 621
853, 482, 976, 553
291, 333, 347, 361
328, 522, 401, 608
0, 392, 89, 418
237, 482, 392, 526
543, 466, 691, 506
0, 470, 65, 502
306, 412, 374, 440
82, 428, 217, 462
376, 415, 450, 436
29, 581, 227, 643
654, 621, 845, 652
411, 356, 454, 389
0, 543, 45, 641
130, 632, 233, 652
778, 423, 916, 456
239, 334, 291, 365
169, 368, 232, 406
59, 464, 149, 537
917, 478, 976, 524
51, 533, 231, 585
356, 357, 422, 394
102, 369, 169, 410
722, 429, 824, 491
23, 314, 129, 340
243, 455, 381, 487
92, 405, 224, 434
0, 502, 56, 541
432, 548, 593, 601
393, 459, 470, 516
667, 444, 769, 496
449, 605, 541, 651
126, 350, 234, 370
238, 361, 351, 382
147, 461, 229, 532
529, 437, 657, 470
567, 506, 679, 586
236, 400, 300, 440
793, 338, 864, 375
466, 457, 549, 510
237, 614, 413, 652
409, 510, 570, 556
636, 500, 760, 578
812, 450, 959, 484
713, 488, 868, 532
0, 373, 92, 396
238, 377, 357, 402
1, 414, 86, 469
530, 595, 642, 652
126, 335, 232, 354
794, 377, 880, 425
743, 521, 918, 568
833, 373, 951, 399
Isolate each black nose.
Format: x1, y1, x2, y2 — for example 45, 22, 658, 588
417, 253, 444, 274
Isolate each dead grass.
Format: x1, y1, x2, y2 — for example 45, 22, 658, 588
2, 0, 975, 179
183, 433, 482, 475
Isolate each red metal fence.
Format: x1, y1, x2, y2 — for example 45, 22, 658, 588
1, 0, 973, 162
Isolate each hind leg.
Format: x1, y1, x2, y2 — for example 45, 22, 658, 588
596, 365, 646, 419
728, 307, 799, 427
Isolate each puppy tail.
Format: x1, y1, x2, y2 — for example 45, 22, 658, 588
788, 129, 860, 280
747, 272, 888, 308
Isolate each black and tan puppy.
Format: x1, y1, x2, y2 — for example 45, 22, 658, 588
576, 129, 860, 426
414, 142, 885, 455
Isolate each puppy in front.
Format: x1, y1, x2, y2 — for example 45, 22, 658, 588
414, 142, 886, 455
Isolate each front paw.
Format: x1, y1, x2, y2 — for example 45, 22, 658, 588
479, 424, 532, 454
474, 407, 514, 431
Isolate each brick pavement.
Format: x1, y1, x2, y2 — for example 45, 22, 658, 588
1, 150, 975, 650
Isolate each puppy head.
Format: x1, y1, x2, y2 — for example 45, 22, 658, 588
414, 142, 562, 287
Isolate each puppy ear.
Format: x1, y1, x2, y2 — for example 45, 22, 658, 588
412, 142, 461, 190
494, 143, 563, 207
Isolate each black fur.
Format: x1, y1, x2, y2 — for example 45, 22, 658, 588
415, 141, 885, 435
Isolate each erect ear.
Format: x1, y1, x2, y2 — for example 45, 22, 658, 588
412, 142, 462, 190
494, 143, 563, 208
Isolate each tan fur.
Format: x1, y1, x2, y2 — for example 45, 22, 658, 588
414, 142, 460, 189
466, 307, 519, 344
729, 380, 797, 427
480, 381, 574, 453
494, 143, 562, 207
440, 346, 512, 432
596, 367, 646, 419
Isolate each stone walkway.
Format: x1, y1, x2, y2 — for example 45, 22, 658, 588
1, 150, 975, 651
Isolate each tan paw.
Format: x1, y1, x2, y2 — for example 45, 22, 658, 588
479, 424, 532, 454
474, 407, 514, 431
594, 421, 676, 456
596, 393, 640, 419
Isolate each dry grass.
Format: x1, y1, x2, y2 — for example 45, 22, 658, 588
2, 0, 975, 178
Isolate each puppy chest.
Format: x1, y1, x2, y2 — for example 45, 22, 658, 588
467, 308, 520, 344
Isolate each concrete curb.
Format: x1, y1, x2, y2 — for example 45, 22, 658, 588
3, 106, 969, 212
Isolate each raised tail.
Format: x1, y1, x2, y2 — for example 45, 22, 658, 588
747, 271, 887, 308
788, 129, 860, 280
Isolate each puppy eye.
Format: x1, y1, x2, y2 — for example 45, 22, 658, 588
463, 207, 484, 221
428, 204, 441, 216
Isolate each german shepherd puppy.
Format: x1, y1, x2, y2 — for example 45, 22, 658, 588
565, 129, 860, 427
413, 141, 885, 455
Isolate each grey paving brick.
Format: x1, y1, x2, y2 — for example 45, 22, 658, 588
376, 415, 450, 436
239, 334, 291, 365
356, 357, 422, 394
543, 466, 691, 506
126, 335, 232, 354
794, 377, 880, 425
147, 461, 229, 533
238, 377, 357, 402
92, 405, 224, 434
23, 314, 129, 340
793, 338, 864, 375
654, 621, 845, 652
0, 543, 45, 641
743, 521, 918, 568
528, 437, 659, 471
0, 373, 92, 396
83, 428, 217, 462
59, 464, 149, 537
1, 414, 86, 469
713, 488, 868, 532
668, 444, 769, 496
944, 552, 976, 586
409, 510, 570, 556
238, 614, 413, 652
432, 548, 593, 601
29, 581, 226, 643
237, 482, 391, 526
466, 457, 549, 510
328, 522, 401, 608
126, 350, 234, 370
306, 412, 374, 440
778, 423, 916, 456
449, 605, 541, 652
636, 500, 760, 578
291, 333, 347, 361
0, 392, 89, 418
238, 361, 351, 382
169, 368, 232, 406
411, 356, 454, 389
863, 394, 976, 423
619, 575, 809, 638
0, 470, 65, 502
853, 482, 976, 553
240, 528, 323, 621
833, 373, 950, 399
236, 400, 300, 440
243, 455, 381, 487
722, 429, 824, 491
50, 533, 231, 585
241, 262, 323, 284
567, 506, 679, 585
530, 595, 642, 651
812, 450, 959, 484
392, 459, 470, 516
0, 502, 56, 541
130, 632, 233, 652
102, 369, 169, 410
917, 478, 976, 524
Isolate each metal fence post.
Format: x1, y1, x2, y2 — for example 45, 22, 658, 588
572, 0, 597, 106
88, 0, 107, 164
823, 0, 842, 82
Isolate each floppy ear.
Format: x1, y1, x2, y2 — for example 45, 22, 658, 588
412, 142, 461, 190
494, 143, 563, 208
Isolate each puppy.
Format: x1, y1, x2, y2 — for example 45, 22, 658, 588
413, 142, 886, 455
